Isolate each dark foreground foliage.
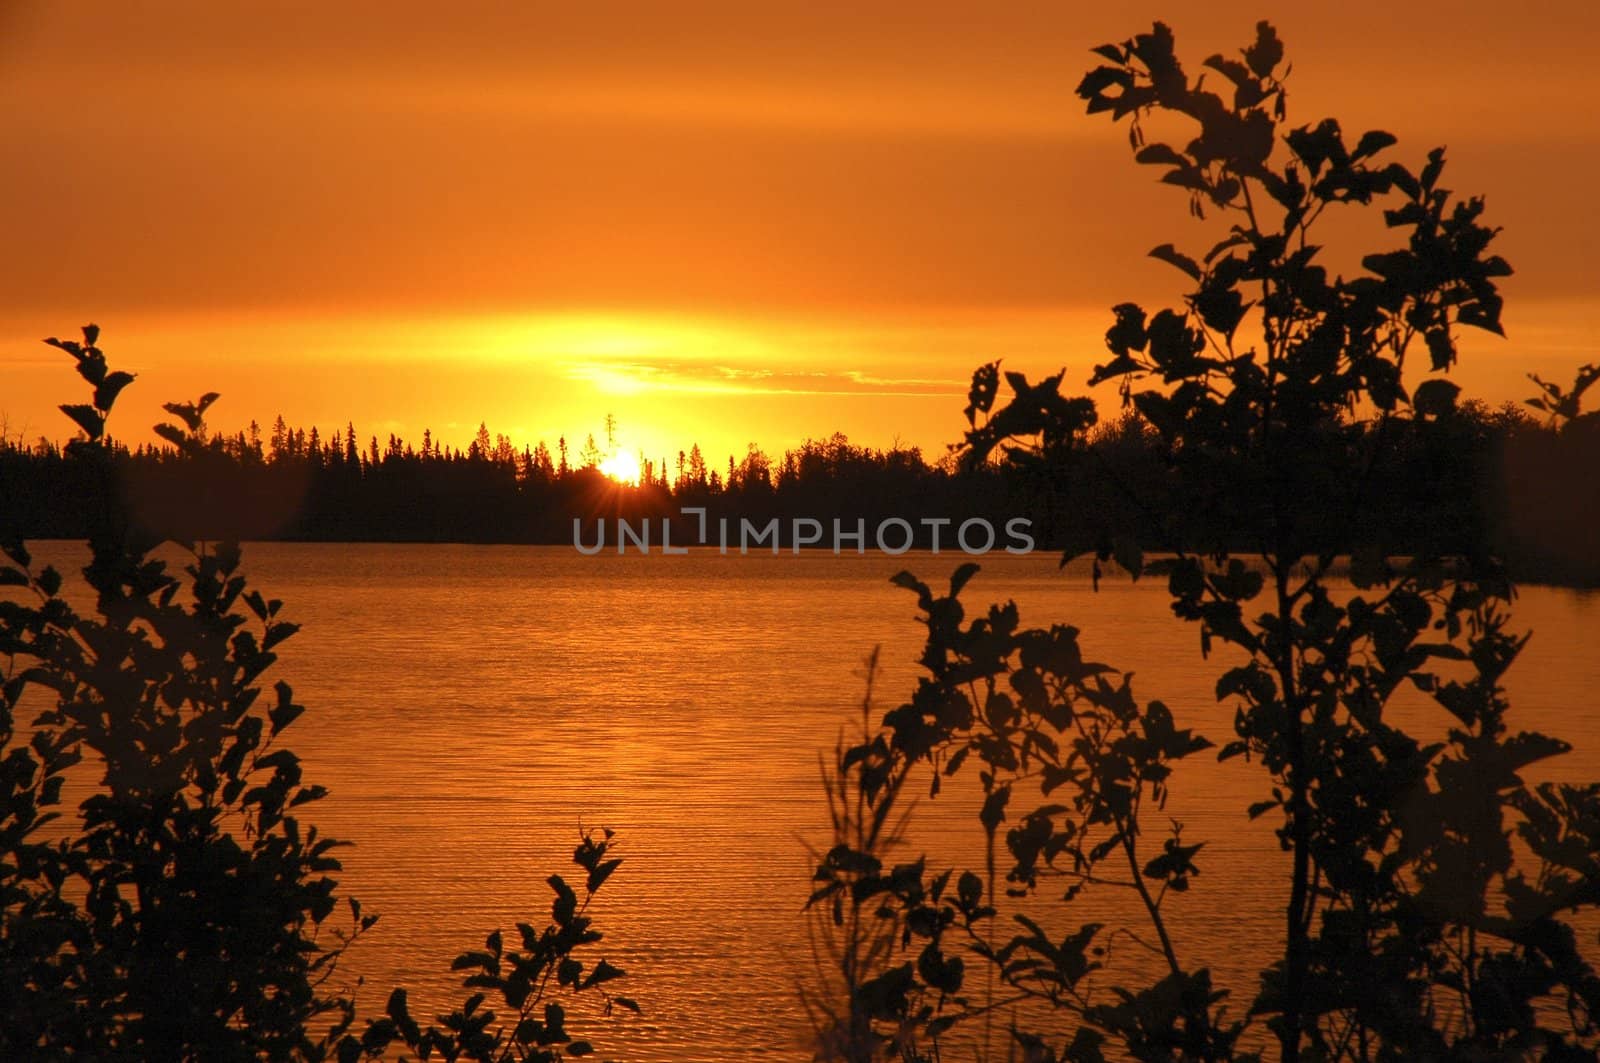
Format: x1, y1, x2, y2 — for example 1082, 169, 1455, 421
0, 329, 637, 1060
806, 20, 1600, 1063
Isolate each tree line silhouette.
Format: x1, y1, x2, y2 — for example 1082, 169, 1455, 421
3, 393, 1596, 579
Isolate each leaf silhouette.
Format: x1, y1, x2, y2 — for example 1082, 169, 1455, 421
93, 371, 135, 413
1149, 243, 1201, 280
58, 403, 101, 440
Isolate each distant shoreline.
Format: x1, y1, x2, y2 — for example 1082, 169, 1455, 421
15, 537, 1598, 590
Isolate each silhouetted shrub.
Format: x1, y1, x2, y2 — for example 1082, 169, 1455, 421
812, 21, 1600, 1062
0, 328, 637, 1060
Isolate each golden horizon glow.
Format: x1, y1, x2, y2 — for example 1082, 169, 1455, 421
2, 296, 1594, 472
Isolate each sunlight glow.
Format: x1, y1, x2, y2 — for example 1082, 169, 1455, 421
599, 450, 642, 485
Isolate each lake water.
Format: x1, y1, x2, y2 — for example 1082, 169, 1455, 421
21, 544, 1600, 1059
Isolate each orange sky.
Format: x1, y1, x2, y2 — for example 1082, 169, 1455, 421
3, 2, 1598, 467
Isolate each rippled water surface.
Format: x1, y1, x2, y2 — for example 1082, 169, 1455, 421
27, 544, 1600, 1059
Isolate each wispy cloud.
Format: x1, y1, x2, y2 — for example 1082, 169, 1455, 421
567, 358, 962, 398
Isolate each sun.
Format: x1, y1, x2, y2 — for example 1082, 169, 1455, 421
599, 450, 641, 485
